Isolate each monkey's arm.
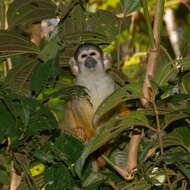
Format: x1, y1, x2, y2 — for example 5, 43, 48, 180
62, 101, 95, 141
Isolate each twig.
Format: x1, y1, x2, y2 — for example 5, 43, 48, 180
151, 93, 174, 190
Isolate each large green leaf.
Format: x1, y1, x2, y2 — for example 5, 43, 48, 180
154, 62, 177, 86
75, 111, 149, 177
54, 134, 84, 166
31, 59, 58, 95
39, 5, 121, 63
0, 30, 40, 58
163, 112, 190, 129
120, 0, 141, 15
43, 85, 88, 101
22, 97, 58, 137
7, 0, 57, 28
91, 111, 149, 154
176, 58, 190, 71
176, 162, 190, 181
0, 101, 21, 142
4, 58, 38, 95
159, 152, 190, 163
85, 10, 119, 42
45, 165, 75, 190
182, 71, 190, 94
93, 84, 143, 125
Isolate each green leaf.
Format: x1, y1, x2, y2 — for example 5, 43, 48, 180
39, 6, 120, 63
182, 71, 190, 94
0, 101, 21, 140
85, 10, 119, 42
155, 62, 177, 86
159, 152, 190, 163
31, 60, 58, 95
7, 0, 56, 28
17, 96, 58, 137
93, 84, 143, 125
178, 127, 190, 146
83, 172, 106, 187
54, 134, 84, 165
0, 168, 9, 185
43, 85, 88, 101
0, 30, 40, 58
38, 35, 62, 63
176, 58, 190, 71
163, 112, 190, 129
44, 165, 75, 190
5, 59, 38, 95
176, 162, 190, 180
32, 149, 54, 164
83, 182, 102, 190
91, 111, 149, 154
76, 111, 149, 177
120, 0, 141, 15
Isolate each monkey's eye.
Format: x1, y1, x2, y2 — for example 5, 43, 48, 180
90, 52, 96, 56
81, 54, 87, 58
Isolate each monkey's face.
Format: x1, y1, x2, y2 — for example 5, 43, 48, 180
69, 43, 112, 76
76, 48, 103, 73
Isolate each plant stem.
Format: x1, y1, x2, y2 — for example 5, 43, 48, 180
151, 95, 174, 190
140, 0, 155, 48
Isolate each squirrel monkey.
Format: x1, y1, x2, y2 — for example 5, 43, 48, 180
62, 43, 116, 141
62, 43, 139, 178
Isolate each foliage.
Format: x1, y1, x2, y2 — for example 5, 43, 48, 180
0, 0, 190, 189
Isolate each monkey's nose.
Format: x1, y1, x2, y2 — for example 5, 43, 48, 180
85, 57, 97, 68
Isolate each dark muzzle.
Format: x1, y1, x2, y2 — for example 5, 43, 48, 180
85, 57, 97, 69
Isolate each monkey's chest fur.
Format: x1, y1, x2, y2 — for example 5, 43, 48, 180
63, 73, 115, 140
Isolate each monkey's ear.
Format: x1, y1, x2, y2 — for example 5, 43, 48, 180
69, 57, 79, 75
103, 52, 112, 71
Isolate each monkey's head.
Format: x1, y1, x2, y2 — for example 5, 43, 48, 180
69, 43, 112, 76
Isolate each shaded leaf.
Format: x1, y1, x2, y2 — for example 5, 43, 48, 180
85, 10, 119, 42
182, 71, 190, 94
76, 111, 149, 177
4, 59, 38, 95
155, 62, 177, 86
75, 129, 102, 178
0, 30, 40, 58
22, 97, 58, 137
7, 0, 56, 28
54, 134, 84, 166
159, 152, 190, 163
176, 162, 190, 180
43, 85, 88, 101
31, 59, 58, 95
91, 111, 149, 154
83, 172, 106, 187
0, 101, 21, 141
39, 6, 120, 63
178, 127, 190, 146
93, 84, 143, 125
120, 0, 141, 15
45, 165, 75, 190
176, 58, 190, 71
163, 112, 190, 129
0, 169, 9, 185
